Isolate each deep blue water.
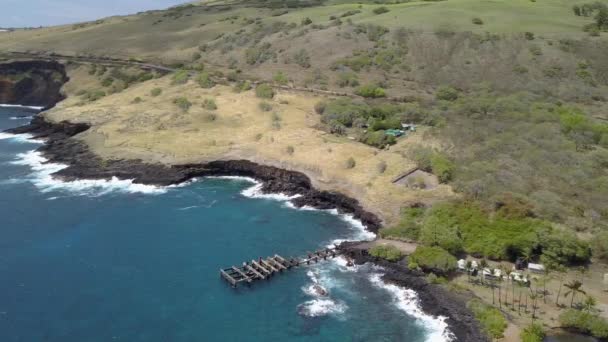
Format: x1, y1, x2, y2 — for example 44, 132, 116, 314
0, 107, 447, 341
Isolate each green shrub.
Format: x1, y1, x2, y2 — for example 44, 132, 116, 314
314, 101, 326, 114
430, 153, 454, 183
192, 52, 201, 61
360, 130, 396, 148
336, 72, 359, 87
273, 71, 288, 85
301, 17, 312, 25
379, 207, 425, 241
472, 17, 484, 25
524, 32, 535, 40
559, 309, 608, 339
197, 72, 215, 88
132, 97, 142, 104
409, 246, 457, 274
286, 145, 295, 155
520, 323, 545, 342
538, 228, 591, 265
203, 98, 217, 110
468, 299, 507, 339
150, 88, 162, 97
233, 80, 252, 93
369, 245, 403, 261
293, 49, 311, 68
245, 42, 275, 65
172, 69, 189, 85
345, 157, 356, 169
436, 86, 459, 101
355, 84, 386, 98
82, 89, 106, 102
258, 101, 273, 112
373, 6, 390, 15
173, 97, 192, 112
255, 84, 275, 99
101, 77, 114, 87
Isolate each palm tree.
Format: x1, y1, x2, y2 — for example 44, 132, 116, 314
529, 293, 539, 320
579, 267, 589, 286
466, 260, 472, 283
540, 269, 552, 304
564, 280, 586, 308
517, 281, 526, 315
502, 266, 512, 308
480, 259, 488, 285
554, 265, 566, 307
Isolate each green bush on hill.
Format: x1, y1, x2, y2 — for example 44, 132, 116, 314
355, 84, 386, 98
379, 207, 425, 241
373, 7, 390, 15
173, 97, 192, 112
409, 246, 457, 274
172, 69, 189, 85
197, 72, 215, 88
436, 86, 459, 101
150, 88, 162, 97
360, 130, 397, 148
369, 245, 403, 261
273, 71, 288, 85
520, 323, 545, 342
255, 84, 275, 99
403, 200, 591, 263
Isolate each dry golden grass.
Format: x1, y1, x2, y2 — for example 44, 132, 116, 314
47, 66, 456, 224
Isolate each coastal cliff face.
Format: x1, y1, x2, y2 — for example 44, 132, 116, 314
0, 60, 68, 108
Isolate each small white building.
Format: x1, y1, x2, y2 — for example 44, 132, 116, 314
528, 263, 545, 273
457, 259, 467, 270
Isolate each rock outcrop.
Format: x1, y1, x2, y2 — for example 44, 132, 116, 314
0, 60, 68, 108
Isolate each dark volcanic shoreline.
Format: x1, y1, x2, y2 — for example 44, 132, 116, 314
6, 116, 382, 232
5, 116, 487, 342
339, 242, 490, 342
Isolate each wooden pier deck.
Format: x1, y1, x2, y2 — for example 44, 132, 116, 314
220, 248, 339, 288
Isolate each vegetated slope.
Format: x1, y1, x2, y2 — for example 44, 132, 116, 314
1, 0, 608, 260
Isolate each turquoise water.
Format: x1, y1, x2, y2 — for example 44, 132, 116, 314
0, 107, 449, 341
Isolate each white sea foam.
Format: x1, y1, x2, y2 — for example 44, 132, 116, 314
369, 273, 454, 342
297, 298, 348, 318
0, 104, 44, 110
0, 132, 44, 144
11, 150, 167, 196
9, 116, 33, 120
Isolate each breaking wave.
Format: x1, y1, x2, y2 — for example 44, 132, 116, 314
11, 150, 167, 196
0, 132, 45, 144
369, 273, 454, 342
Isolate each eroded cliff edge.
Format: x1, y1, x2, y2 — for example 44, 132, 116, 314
0, 60, 68, 108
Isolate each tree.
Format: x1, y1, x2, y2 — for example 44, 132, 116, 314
480, 259, 488, 285
554, 265, 567, 307
564, 280, 586, 308
596, 7, 608, 30
529, 293, 539, 319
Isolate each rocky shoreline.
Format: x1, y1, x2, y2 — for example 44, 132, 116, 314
6, 116, 382, 232
339, 241, 490, 342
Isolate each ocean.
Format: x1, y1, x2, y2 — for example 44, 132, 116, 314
0, 106, 451, 341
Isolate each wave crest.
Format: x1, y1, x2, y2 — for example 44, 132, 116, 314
369, 273, 454, 342
11, 150, 167, 196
